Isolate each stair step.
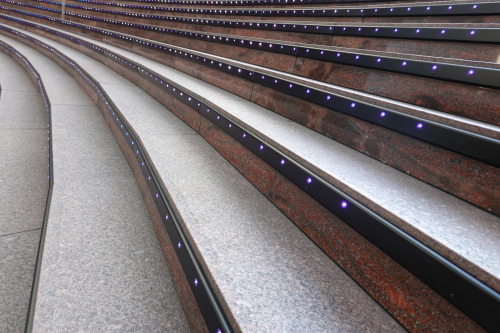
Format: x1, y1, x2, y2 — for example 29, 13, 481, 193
0, 33, 191, 332
0, 44, 48, 333
0, 23, 409, 332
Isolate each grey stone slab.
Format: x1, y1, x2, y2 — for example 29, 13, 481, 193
0, 229, 40, 333
0, 129, 49, 184
0, 128, 48, 236
144, 133, 404, 332
0, 35, 190, 332
0, 50, 38, 93
0, 90, 47, 130
34, 179, 190, 333
100, 82, 195, 136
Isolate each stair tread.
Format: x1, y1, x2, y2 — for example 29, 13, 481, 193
4, 24, 409, 332
0, 34, 191, 332
25, 22, 500, 291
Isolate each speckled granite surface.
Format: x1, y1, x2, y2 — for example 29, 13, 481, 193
0, 22, 496, 330
7, 27, 409, 331
0, 49, 46, 333
0, 34, 190, 333
44, 22, 499, 288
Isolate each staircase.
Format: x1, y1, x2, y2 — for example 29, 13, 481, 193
0, 0, 498, 332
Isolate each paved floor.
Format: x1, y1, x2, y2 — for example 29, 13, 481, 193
0, 49, 47, 333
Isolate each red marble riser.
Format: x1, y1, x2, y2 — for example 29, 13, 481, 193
18, 9, 495, 126
293, 58, 500, 126
330, 35, 500, 63
56, 8, 500, 64
56, 3, 499, 25
4, 12, 498, 217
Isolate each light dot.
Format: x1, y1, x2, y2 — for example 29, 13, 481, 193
327, 95, 331, 100
351, 103, 356, 108
194, 278, 198, 286
377, 58, 381, 63
417, 123, 423, 129
178, 242, 181, 248
260, 145, 264, 150
341, 201, 348, 208
306, 89, 310, 94
432, 65, 437, 71
470, 30, 475, 36
289, 84, 293, 88
402, 61, 407, 66
441, 30, 446, 34
243, 133, 246, 138
416, 29, 420, 33
280, 159, 285, 165
380, 111, 386, 117
307, 177, 312, 184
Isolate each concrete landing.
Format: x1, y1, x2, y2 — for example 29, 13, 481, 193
0, 49, 47, 333
0, 35, 190, 332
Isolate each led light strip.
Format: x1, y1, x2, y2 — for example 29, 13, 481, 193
0, 39, 53, 333
0, 10, 499, 168
7, 0, 500, 44
0, 26, 232, 333
75, 0, 388, 6
1, 22, 498, 332
70, 0, 500, 16
70, 0, 500, 17
10, 1, 497, 88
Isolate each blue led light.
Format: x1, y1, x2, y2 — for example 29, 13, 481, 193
341, 201, 348, 208
260, 144, 264, 150
307, 177, 312, 184
194, 278, 198, 286
280, 159, 285, 165
468, 70, 475, 75
417, 123, 423, 129
178, 242, 181, 248
380, 111, 386, 117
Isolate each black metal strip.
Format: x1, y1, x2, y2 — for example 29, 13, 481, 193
1, 11, 498, 169
0, 40, 53, 333
75, 0, 395, 6
0, 25, 232, 333
64, 0, 500, 18
2, 19, 499, 332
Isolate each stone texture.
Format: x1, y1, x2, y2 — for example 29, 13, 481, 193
0, 33, 190, 333
0, 230, 40, 333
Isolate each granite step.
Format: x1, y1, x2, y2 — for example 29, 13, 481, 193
0, 42, 48, 333
0, 33, 191, 332
0, 23, 411, 332
3, 10, 497, 218
21, 3, 498, 125
1, 19, 498, 331
5, 0, 500, 63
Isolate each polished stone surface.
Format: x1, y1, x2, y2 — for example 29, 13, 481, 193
0, 230, 40, 333
20, 29, 407, 331
0, 33, 190, 333
0, 17, 496, 330
0, 44, 47, 333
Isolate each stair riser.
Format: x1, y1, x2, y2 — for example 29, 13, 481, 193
10, 5, 497, 125
29, 25, 482, 330
3, 11, 498, 219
